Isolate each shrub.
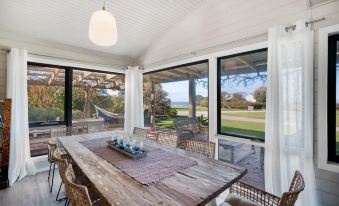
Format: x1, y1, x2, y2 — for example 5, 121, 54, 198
72, 110, 85, 119
168, 108, 178, 118
28, 107, 64, 122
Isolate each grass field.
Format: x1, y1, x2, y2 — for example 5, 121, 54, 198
155, 118, 175, 129
222, 111, 265, 119
155, 107, 266, 139
220, 119, 265, 140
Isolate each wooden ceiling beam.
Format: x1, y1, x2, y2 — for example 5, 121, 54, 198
237, 56, 257, 71
47, 69, 61, 85
90, 74, 116, 87
73, 71, 92, 85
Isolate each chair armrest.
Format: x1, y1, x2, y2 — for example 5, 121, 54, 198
230, 181, 281, 206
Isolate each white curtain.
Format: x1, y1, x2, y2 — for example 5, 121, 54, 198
265, 20, 318, 206
7, 48, 36, 186
124, 66, 144, 133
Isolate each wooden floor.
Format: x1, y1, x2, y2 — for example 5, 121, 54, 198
0, 170, 67, 206
0, 170, 229, 206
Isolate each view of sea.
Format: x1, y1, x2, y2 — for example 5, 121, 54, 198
171, 102, 188, 106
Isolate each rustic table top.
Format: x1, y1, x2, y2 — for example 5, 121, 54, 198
59, 131, 247, 206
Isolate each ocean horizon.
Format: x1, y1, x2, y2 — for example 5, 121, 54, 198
171, 101, 188, 106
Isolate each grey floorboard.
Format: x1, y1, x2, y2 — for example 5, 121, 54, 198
0, 170, 66, 206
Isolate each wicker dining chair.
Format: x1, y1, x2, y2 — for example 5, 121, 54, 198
47, 138, 58, 192
156, 131, 178, 148
133, 127, 147, 138
223, 171, 305, 206
184, 139, 215, 159
64, 164, 97, 206
53, 147, 71, 202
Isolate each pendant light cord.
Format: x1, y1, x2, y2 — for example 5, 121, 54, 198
102, 0, 106, 10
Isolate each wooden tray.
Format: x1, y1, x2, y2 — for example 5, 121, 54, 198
106, 141, 148, 159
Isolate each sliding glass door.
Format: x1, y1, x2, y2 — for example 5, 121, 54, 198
27, 62, 125, 157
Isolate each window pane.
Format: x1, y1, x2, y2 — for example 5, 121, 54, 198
218, 139, 265, 189
27, 65, 65, 123
27, 64, 66, 157
72, 70, 125, 131
218, 49, 267, 141
143, 61, 208, 136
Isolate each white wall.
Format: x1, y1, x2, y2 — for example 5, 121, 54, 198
139, 0, 339, 205
139, 0, 337, 67
0, 50, 6, 99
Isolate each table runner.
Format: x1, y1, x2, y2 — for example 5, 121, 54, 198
80, 137, 197, 185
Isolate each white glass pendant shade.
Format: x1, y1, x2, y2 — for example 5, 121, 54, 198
89, 10, 118, 46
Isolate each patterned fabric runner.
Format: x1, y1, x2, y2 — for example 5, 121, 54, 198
80, 137, 197, 185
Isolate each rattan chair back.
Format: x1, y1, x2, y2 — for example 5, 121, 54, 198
47, 139, 58, 163
184, 139, 215, 159
133, 127, 147, 138
65, 165, 92, 206
156, 132, 178, 148
53, 148, 69, 183
278, 171, 305, 206
173, 117, 200, 133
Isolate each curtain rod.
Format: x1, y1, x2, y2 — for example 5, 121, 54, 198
285, 17, 326, 32
0, 48, 9, 53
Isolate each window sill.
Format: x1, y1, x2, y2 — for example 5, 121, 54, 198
318, 161, 339, 173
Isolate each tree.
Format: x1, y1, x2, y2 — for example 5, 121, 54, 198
143, 80, 172, 116
231, 92, 245, 102
254, 86, 266, 103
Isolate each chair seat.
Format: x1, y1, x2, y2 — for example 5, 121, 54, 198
224, 194, 259, 206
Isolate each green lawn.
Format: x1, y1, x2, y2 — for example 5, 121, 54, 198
337, 132, 339, 155
222, 111, 265, 119
336, 112, 339, 126
220, 119, 265, 141
155, 118, 175, 129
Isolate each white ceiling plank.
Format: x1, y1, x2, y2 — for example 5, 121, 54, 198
0, 0, 207, 59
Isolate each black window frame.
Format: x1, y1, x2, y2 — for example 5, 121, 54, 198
327, 34, 339, 163
216, 48, 268, 142
27, 61, 124, 128
143, 59, 209, 134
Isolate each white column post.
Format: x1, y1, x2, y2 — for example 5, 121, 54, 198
208, 57, 218, 158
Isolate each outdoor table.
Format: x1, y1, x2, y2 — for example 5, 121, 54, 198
59, 131, 247, 206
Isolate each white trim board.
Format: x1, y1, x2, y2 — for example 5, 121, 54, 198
28, 55, 126, 74
317, 24, 339, 173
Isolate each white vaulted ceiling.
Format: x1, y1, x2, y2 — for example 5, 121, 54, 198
0, 0, 207, 59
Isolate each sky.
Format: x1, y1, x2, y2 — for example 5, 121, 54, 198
161, 75, 266, 102
161, 80, 207, 102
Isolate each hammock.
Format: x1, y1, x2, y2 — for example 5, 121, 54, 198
92, 103, 124, 122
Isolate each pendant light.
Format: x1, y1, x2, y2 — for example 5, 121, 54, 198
88, 0, 118, 46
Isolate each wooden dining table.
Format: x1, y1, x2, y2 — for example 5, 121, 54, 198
58, 131, 247, 206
